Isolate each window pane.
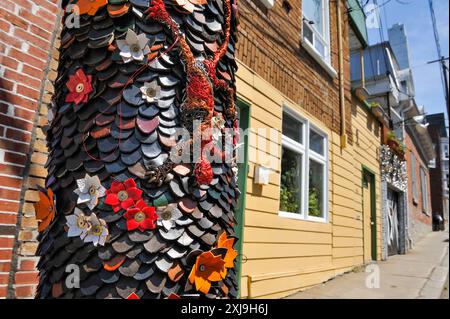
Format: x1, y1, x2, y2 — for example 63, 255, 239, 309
303, 0, 324, 36
282, 112, 303, 144
308, 159, 324, 218
310, 129, 324, 155
315, 40, 325, 58
280, 146, 302, 214
303, 21, 314, 44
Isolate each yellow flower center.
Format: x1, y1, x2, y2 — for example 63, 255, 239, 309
130, 44, 140, 53
161, 210, 172, 221
146, 87, 156, 97
117, 190, 128, 201
77, 216, 88, 229
88, 185, 97, 196
91, 225, 103, 236
76, 83, 84, 93
134, 211, 146, 223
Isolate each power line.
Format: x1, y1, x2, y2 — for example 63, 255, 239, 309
428, 0, 450, 121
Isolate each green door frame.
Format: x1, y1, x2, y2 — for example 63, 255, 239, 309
234, 97, 250, 297
362, 165, 377, 261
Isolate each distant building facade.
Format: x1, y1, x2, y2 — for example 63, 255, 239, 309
426, 113, 449, 230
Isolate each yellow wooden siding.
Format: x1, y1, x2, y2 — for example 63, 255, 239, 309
236, 61, 382, 298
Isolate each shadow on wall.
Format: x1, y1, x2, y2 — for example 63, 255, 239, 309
0, 78, 32, 174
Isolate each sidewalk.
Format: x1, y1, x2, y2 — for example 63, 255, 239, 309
286, 230, 449, 299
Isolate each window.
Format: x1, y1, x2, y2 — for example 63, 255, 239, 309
410, 154, 418, 203
419, 167, 429, 214
302, 0, 331, 63
279, 107, 328, 222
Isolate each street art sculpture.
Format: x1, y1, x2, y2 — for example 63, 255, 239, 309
34, 0, 240, 299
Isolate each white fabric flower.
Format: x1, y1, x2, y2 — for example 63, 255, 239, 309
116, 29, 150, 63
74, 174, 106, 210
140, 81, 161, 103
66, 208, 90, 239
84, 213, 109, 247
156, 205, 183, 231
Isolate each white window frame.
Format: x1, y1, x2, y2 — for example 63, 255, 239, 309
410, 154, 418, 204
419, 166, 429, 214
279, 106, 329, 223
301, 0, 336, 77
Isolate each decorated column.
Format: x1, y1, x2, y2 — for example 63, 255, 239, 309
34, 0, 240, 299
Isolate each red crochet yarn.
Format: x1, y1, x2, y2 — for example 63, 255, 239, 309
188, 74, 214, 109
147, 0, 170, 21
194, 158, 214, 185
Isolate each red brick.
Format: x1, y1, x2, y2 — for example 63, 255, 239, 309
0, 201, 19, 213
0, 10, 29, 30
0, 102, 8, 114
6, 127, 32, 144
14, 0, 33, 11
16, 85, 41, 101
0, 201, 20, 213
8, 48, 46, 70
0, 273, 9, 285
15, 285, 36, 298
0, 214, 17, 225
19, 259, 36, 271
30, 24, 52, 42
4, 152, 28, 166
22, 64, 45, 81
0, 20, 10, 33
13, 107, 35, 122
31, 0, 59, 14
14, 28, 50, 51
0, 114, 33, 132
0, 0, 16, 12
0, 56, 19, 70
0, 237, 14, 249
1, 78, 15, 92
18, 9, 53, 32
3, 69, 42, 89
0, 249, 12, 261
0, 30, 23, 49
0, 164, 24, 176
0, 261, 11, 272
14, 271, 38, 285
37, 8, 56, 23
0, 138, 30, 154
27, 45, 50, 61
0, 285, 7, 298
0, 175, 22, 188
0, 90, 38, 110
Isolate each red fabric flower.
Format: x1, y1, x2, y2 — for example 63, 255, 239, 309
123, 200, 157, 232
65, 68, 93, 105
194, 157, 213, 185
105, 178, 143, 213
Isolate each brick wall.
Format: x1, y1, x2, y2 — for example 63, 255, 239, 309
236, 0, 353, 142
0, 0, 60, 298
404, 130, 432, 245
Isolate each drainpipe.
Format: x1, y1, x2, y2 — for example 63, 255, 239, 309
360, 48, 365, 88
337, 0, 347, 148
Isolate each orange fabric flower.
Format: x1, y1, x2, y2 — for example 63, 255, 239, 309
74, 0, 107, 16
216, 232, 238, 269
33, 188, 56, 232
188, 251, 226, 294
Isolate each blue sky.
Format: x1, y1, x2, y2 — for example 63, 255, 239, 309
364, 0, 449, 124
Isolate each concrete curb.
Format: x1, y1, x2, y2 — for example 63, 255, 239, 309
417, 245, 449, 299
